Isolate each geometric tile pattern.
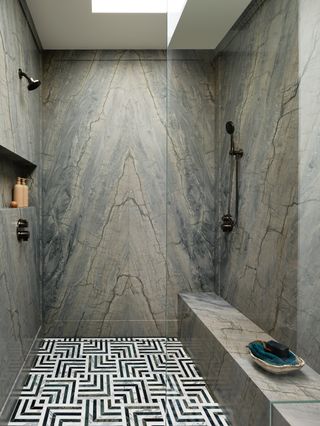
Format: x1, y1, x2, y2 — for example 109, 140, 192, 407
9, 338, 230, 425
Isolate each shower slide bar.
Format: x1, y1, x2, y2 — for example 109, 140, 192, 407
221, 121, 243, 233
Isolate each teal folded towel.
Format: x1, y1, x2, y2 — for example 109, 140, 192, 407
248, 341, 298, 366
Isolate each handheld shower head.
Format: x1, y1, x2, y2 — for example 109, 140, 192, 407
225, 121, 243, 157
226, 121, 235, 135
18, 69, 41, 91
226, 121, 235, 154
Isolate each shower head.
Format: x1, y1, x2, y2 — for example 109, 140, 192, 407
226, 121, 243, 159
18, 69, 41, 91
226, 121, 235, 135
27, 78, 41, 91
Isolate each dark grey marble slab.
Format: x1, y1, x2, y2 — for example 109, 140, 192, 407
166, 51, 217, 333
41, 49, 217, 337
0, 208, 40, 414
0, 0, 41, 164
42, 51, 167, 337
0, 0, 41, 417
216, 0, 299, 353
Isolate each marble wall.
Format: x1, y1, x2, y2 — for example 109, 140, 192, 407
42, 51, 168, 337
0, 0, 41, 164
0, 208, 40, 416
297, 0, 320, 374
167, 51, 216, 333
0, 0, 41, 416
217, 0, 299, 351
42, 50, 216, 337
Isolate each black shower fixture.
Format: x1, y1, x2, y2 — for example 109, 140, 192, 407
18, 68, 41, 91
226, 121, 243, 157
221, 121, 244, 233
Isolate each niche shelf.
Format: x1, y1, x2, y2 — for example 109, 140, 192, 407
0, 145, 37, 209
0, 145, 37, 168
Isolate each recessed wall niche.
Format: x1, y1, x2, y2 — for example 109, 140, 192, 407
0, 146, 36, 209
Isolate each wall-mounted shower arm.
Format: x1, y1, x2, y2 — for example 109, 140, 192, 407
18, 69, 28, 80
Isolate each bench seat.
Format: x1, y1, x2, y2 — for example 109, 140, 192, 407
178, 292, 320, 426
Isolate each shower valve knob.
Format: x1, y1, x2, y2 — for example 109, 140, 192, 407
17, 230, 30, 241
17, 219, 28, 227
17, 218, 30, 242
221, 214, 234, 233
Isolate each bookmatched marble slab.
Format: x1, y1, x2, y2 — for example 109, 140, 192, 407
216, 0, 299, 354
42, 50, 217, 337
42, 51, 167, 337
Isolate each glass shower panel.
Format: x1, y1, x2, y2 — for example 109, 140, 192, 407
298, 0, 320, 378
165, 0, 320, 425
270, 402, 320, 426
166, 0, 221, 420
42, 51, 170, 424
166, 49, 216, 324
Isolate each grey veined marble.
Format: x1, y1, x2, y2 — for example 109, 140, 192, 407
42, 50, 217, 337
166, 51, 217, 333
42, 51, 167, 337
0, 0, 41, 164
217, 0, 299, 355
0, 208, 40, 412
0, 0, 41, 417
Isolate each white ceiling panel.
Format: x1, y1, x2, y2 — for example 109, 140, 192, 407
26, 0, 166, 49
169, 0, 252, 49
26, 0, 252, 50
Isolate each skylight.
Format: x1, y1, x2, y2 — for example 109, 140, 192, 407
92, 0, 167, 14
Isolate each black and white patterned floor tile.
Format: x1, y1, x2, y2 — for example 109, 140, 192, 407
9, 338, 230, 426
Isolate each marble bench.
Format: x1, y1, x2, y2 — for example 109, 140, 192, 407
178, 293, 320, 426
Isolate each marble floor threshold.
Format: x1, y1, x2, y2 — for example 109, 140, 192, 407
9, 337, 230, 426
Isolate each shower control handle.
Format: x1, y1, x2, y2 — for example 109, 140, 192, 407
221, 214, 234, 233
17, 230, 30, 241
17, 219, 30, 242
232, 148, 243, 158
17, 219, 28, 227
